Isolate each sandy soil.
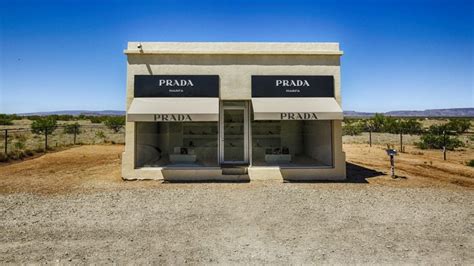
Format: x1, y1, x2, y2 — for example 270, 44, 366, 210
344, 144, 474, 189
0, 144, 473, 264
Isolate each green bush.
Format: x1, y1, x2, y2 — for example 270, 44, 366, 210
466, 160, 474, 167
371, 113, 386, 132
416, 122, 465, 150
95, 130, 106, 140
63, 123, 81, 135
0, 114, 14, 125
0, 153, 8, 162
399, 119, 423, 135
89, 116, 104, 124
343, 122, 364, 136
446, 119, 471, 134
104, 116, 125, 133
31, 117, 58, 135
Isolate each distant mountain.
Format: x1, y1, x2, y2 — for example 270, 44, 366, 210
18, 110, 126, 116
344, 108, 474, 118
12, 108, 474, 118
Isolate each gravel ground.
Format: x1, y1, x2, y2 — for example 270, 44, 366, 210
1, 182, 473, 264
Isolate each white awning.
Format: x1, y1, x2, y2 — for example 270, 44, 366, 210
251, 97, 343, 120
127, 98, 219, 122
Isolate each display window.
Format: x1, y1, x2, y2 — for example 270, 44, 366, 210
135, 122, 219, 167
251, 120, 333, 167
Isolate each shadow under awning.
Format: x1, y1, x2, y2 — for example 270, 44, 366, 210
251, 97, 343, 120
127, 97, 219, 122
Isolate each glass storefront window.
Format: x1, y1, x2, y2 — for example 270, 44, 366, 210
252, 120, 333, 167
136, 122, 218, 167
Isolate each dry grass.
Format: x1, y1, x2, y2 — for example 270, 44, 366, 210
0, 120, 124, 157
0, 143, 472, 195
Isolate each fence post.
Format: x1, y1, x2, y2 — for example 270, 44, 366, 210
369, 130, 372, 147
44, 130, 48, 152
443, 130, 446, 161
400, 131, 403, 152
4, 129, 7, 156
73, 126, 77, 145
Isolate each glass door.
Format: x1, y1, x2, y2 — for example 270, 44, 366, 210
220, 102, 249, 164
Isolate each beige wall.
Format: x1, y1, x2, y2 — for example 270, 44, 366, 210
125, 54, 341, 103
304, 120, 333, 166
122, 42, 345, 180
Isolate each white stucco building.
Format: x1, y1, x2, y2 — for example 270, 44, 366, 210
122, 42, 346, 181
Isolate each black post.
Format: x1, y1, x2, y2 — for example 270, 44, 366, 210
73, 126, 77, 145
44, 131, 48, 152
369, 129, 372, 147
443, 130, 446, 161
400, 131, 403, 152
4, 129, 7, 156
390, 154, 395, 178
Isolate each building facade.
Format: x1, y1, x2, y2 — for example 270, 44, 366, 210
122, 42, 346, 181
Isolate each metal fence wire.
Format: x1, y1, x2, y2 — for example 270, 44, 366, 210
0, 125, 125, 159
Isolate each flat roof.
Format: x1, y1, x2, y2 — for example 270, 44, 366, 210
124, 42, 343, 55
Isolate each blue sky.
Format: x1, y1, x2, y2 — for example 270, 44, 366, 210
0, 0, 473, 113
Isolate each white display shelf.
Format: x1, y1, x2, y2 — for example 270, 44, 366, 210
265, 154, 292, 163
169, 154, 197, 163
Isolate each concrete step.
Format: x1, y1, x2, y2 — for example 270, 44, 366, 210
221, 165, 248, 175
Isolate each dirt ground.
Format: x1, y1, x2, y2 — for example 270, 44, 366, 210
0, 144, 473, 264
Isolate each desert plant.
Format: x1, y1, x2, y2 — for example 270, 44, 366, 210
446, 119, 471, 134
371, 113, 386, 132
104, 116, 125, 133
0, 114, 14, 125
343, 121, 364, 136
398, 119, 423, 135
416, 124, 464, 150
31, 117, 58, 135
31, 117, 57, 151
63, 123, 81, 135
13, 139, 26, 151
0, 153, 7, 162
95, 130, 106, 140
89, 116, 104, 124
466, 160, 474, 167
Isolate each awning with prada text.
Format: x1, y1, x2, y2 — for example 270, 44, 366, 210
127, 98, 219, 122
251, 97, 343, 120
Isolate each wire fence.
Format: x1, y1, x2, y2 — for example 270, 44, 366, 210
0, 124, 125, 160
1, 124, 472, 161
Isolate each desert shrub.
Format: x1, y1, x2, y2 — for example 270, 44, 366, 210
0, 114, 14, 125
343, 121, 364, 136
466, 160, 474, 167
8, 150, 26, 160
366, 114, 422, 135
371, 113, 386, 132
446, 119, 471, 134
63, 123, 81, 135
0, 153, 7, 162
24, 149, 34, 156
89, 116, 104, 124
398, 119, 423, 135
13, 139, 26, 151
95, 130, 106, 140
31, 117, 58, 135
416, 124, 464, 150
104, 116, 125, 133
26, 115, 41, 121
416, 134, 464, 150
